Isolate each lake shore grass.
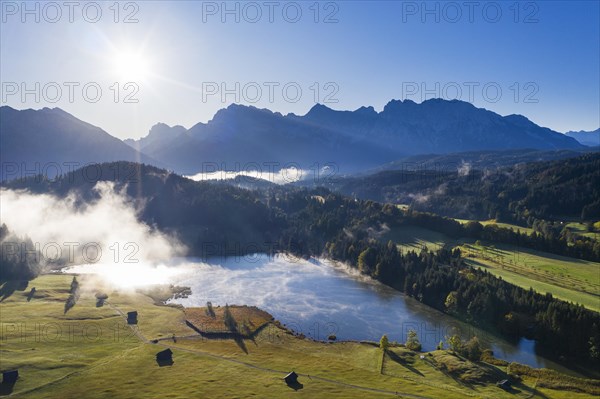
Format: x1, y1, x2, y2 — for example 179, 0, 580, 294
0, 273, 597, 398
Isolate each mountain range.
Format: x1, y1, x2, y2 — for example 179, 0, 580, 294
0, 99, 588, 179
565, 129, 600, 147
0, 106, 155, 180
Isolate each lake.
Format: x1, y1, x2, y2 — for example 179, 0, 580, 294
161, 253, 582, 375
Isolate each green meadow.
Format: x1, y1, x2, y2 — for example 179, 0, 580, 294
380, 225, 600, 312
1, 274, 597, 398
460, 242, 600, 312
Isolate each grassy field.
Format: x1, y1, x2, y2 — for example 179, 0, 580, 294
0, 274, 140, 396
380, 226, 451, 253
455, 218, 600, 242
1, 274, 596, 398
460, 242, 600, 312
454, 219, 535, 236
379, 225, 600, 312
564, 222, 600, 240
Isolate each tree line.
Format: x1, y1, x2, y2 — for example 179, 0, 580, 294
4, 161, 599, 367
270, 191, 600, 366
312, 153, 600, 223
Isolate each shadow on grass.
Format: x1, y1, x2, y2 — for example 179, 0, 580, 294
286, 380, 304, 391
476, 361, 507, 379
0, 280, 28, 302
64, 295, 77, 314
386, 350, 424, 376
224, 309, 249, 354
184, 317, 274, 355
426, 355, 474, 390
0, 382, 15, 396
233, 335, 248, 354
509, 381, 550, 399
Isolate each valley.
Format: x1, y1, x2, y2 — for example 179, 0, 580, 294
1, 274, 598, 398
1, 150, 598, 398
1, 3, 598, 397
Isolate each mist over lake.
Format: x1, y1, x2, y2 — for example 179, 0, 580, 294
154, 254, 575, 374
3, 1, 598, 396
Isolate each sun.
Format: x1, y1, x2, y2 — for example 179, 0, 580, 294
111, 50, 152, 82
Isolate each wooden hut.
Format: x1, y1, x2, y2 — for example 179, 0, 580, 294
284, 371, 298, 385
155, 348, 173, 366
127, 311, 138, 324
156, 349, 173, 362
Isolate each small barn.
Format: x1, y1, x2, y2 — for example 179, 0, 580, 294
156, 348, 172, 361
2, 370, 18, 384
156, 348, 173, 366
127, 311, 138, 324
284, 371, 298, 385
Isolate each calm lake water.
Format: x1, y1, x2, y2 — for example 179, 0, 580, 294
162, 253, 584, 376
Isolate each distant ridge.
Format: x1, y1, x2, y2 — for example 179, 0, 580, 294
0, 106, 157, 180
125, 98, 583, 173
565, 128, 600, 147
1, 99, 585, 179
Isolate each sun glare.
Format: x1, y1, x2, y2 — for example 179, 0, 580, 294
63, 263, 184, 289
111, 50, 152, 82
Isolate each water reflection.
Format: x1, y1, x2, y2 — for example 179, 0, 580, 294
166, 254, 584, 376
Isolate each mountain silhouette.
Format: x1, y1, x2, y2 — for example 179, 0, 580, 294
0, 106, 157, 180
565, 128, 600, 147
126, 99, 582, 173
1, 99, 585, 180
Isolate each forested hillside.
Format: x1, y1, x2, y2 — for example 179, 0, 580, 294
3, 161, 599, 368
307, 153, 600, 223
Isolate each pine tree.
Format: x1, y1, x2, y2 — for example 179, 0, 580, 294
380, 334, 389, 352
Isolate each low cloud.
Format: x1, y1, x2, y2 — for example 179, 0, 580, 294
0, 182, 185, 270
185, 167, 308, 185
408, 193, 430, 204
434, 183, 448, 195
457, 161, 472, 176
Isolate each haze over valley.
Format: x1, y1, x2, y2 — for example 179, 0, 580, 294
1, 2, 599, 398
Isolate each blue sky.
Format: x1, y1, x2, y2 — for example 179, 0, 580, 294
1, 1, 598, 139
